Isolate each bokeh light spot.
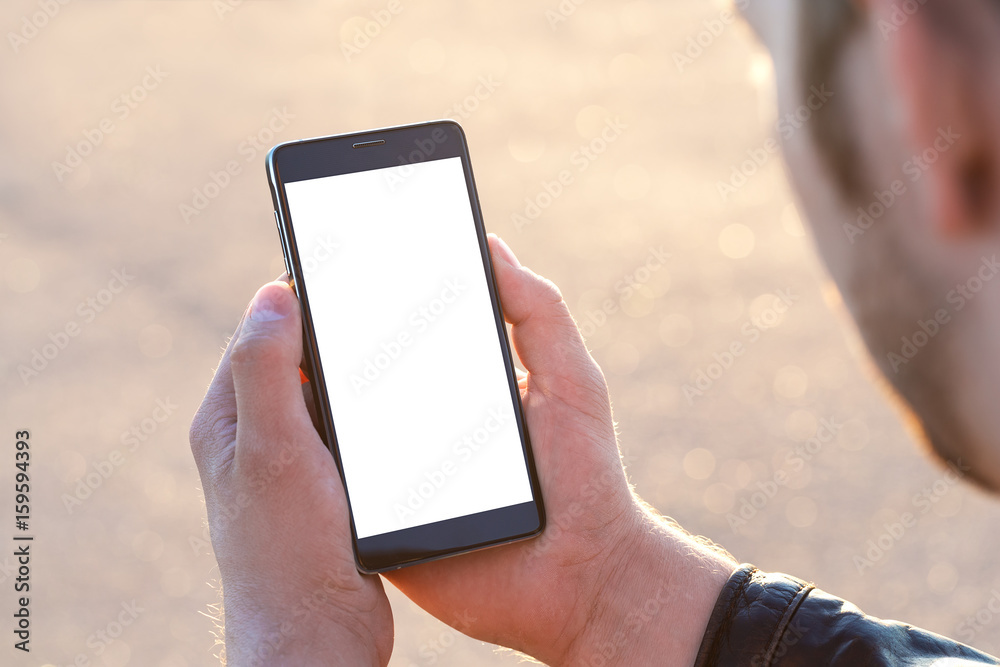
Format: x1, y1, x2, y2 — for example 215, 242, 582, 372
684, 447, 716, 480
782, 203, 806, 237
773, 365, 808, 399
785, 496, 818, 528
6, 258, 40, 293
837, 418, 870, 452
703, 482, 734, 514
785, 409, 818, 442
927, 562, 959, 594
132, 530, 164, 562
718, 223, 755, 259
659, 313, 693, 348
575, 104, 611, 138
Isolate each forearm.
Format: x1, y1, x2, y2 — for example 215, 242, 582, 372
557, 504, 736, 667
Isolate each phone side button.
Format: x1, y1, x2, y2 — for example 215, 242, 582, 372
274, 211, 292, 276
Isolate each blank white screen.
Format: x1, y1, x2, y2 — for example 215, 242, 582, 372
285, 156, 533, 539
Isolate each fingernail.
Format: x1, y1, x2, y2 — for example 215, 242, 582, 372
491, 234, 521, 268
249, 283, 294, 322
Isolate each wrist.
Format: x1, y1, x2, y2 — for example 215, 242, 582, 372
224, 605, 385, 667
558, 504, 736, 667
220, 576, 392, 667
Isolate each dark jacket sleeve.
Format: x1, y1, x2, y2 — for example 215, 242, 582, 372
694, 564, 999, 666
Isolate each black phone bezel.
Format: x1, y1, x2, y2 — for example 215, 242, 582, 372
266, 120, 545, 573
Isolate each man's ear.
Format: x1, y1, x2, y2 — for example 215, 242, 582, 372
869, 0, 1000, 237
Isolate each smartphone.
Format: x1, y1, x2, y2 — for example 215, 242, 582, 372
265, 121, 545, 573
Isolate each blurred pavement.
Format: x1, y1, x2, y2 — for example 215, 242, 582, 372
1, 1, 998, 665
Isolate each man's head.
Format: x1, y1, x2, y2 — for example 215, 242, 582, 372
742, 0, 1000, 489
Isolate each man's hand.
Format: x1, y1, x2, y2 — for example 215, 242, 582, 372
189, 280, 392, 666
386, 235, 736, 666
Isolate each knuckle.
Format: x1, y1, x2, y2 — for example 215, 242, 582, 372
229, 332, 263, 369
230, 330, 290, 374
535, 275, 566, 306
189, 409, 211, 460
189, 399, 236, 471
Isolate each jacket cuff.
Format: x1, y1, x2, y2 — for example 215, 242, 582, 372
693, 564, 814, 667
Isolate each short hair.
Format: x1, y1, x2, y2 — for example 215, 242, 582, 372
798, 1, 865, 203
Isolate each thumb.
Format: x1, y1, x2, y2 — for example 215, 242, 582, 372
488, 234, 604, 395
230, 281, 314, 459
